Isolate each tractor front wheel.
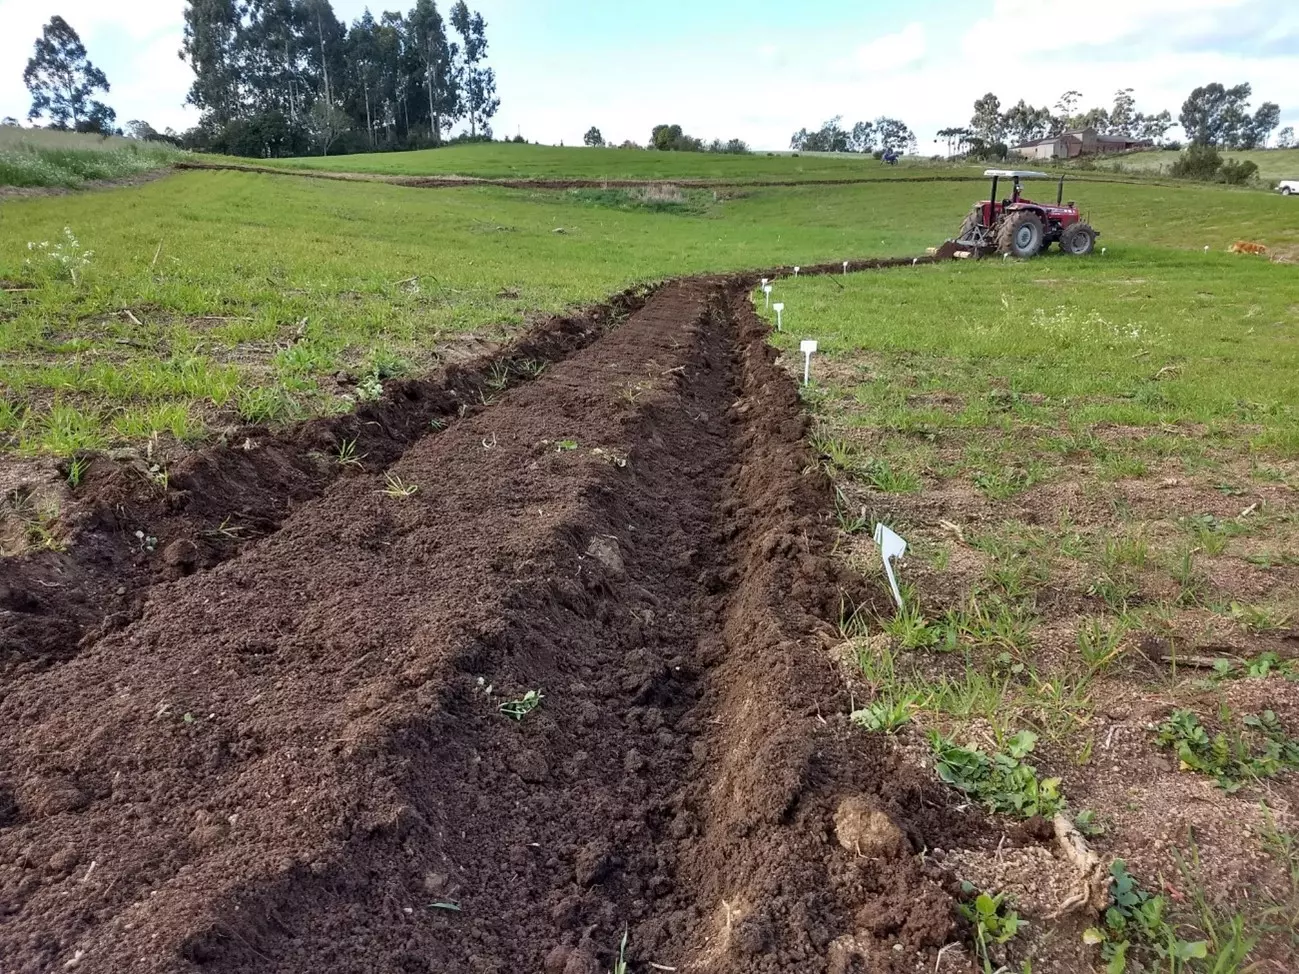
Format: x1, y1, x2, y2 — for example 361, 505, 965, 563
997, 212, 1045, 258
1059, 222, 1097, 256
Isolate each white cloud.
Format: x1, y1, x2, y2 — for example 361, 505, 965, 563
850, 23, 926, 74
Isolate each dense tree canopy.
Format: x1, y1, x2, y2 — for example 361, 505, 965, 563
1180, 83, 1280, 148
180, 0, 500, 156
23, 16, 115, 132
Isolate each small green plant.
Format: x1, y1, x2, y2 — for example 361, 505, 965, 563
25, 226, 94, 284
1074, 809, 1105, 837
555, 438, 579, 451
612, 926, 630, 974
1084, 860, 1207, 973
485, 361, 511, 392
65, 455, 90, 489
1155, 709, 1299, 792
850, 693, 919, 733
958, 885, 1024, 974
380, 473, 419, 497
499, 689, 543, 721
1077, 617, 1129, 672
429, 901, 462, 911
355, 373, 385, 403
335, 437, 365, 467
1228, 601, 1292, 634
812, 434, 859, 475
930, 729, 1063, 818
884, 603, 947, 650
861, 458, 921, 493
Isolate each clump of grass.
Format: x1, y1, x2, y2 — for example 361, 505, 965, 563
335, 437, 365, 467
0, 134, 184, 189
236, 387, 299, 425
380, 473, 418, 497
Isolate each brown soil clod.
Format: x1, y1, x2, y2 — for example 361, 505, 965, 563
1, 268, 1001, 974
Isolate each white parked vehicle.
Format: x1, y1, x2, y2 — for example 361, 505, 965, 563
1280, 180, 1299, 196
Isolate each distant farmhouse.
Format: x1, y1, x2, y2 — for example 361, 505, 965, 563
1014, 127, 1152, 160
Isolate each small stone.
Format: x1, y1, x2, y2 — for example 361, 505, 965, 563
833, 797, 909, 858
585, 536, 625, 576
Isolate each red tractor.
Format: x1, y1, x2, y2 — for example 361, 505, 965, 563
952, 170, 1098, 258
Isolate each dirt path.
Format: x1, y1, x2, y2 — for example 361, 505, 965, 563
1, 278, 1017, 974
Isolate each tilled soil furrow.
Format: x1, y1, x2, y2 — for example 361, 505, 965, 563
1, 290, 644, 679
1, 279, 992, 974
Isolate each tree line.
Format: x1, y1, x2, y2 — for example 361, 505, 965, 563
19, 5, 501, 157
179, 0, 499, 156
788, 116, 917, 156
940, 84, 1283, 159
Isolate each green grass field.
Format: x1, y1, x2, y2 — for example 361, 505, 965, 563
758, 226, 1299, 973
3, 141, 1299, 971
0, 127, 185, 189
270, 141, 979, 181
2, 169, 1296, 454
1080, 146, 1299, 182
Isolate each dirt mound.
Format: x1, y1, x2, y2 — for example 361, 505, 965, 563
1, 290, 644, 678
1, 276, 1011, 973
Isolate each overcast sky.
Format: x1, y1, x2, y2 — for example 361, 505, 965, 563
2, 0, 1296, 150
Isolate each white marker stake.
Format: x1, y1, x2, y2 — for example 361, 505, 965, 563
761, 277, 769, 288
763, 284, 773, 309
842, 261, 849, 275
793, 266, 800, 277
1101, 247, 1107, 256
912, 257, 918, 266
1204, 246, 1210, 254
773, 302, 784, 331
800, 339, 817, 386
874, 523, 908, 610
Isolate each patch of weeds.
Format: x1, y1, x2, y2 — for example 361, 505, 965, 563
861, 458, 921, 493
1074, 809, 1106, 837
982, 556, 1050, 602
335, 437, 366, 467
812, 434, 859, 476
499, 689, 543, 721
1084, 860, 1207, 973
851, 691, 921, 733
364, 346, 410, 381
484, 360, 512, 392
132, 529, 158, 553
958, 885, 1025, 974
380, 473, 418, 498
3, 490, 65, 552
354, 373, 385, 403
1181, 514, 1229, 556
1103, 533, 1150, 572
1077, 616, 1131, 672
65, 455, 90, 489
1155, 709, 1299, 792
948, 595, 1036, 654
236, 386, 298, 424
1227, 601, 1293, 634
833, 489, 870, 536
884, 603, 949, 650
972, 461, 1047, 500
930, 729, 1063, 818
1169, 549, 1208, 607
1099, 455, 1149, 481
516, 359, 547, 379
1089, 572, 1140, 612
555, 438, 579, 452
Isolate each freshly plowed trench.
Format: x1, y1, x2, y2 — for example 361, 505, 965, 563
2, 278, 1002, 974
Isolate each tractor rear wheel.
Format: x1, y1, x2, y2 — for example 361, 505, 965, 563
1059, 222, 1097, 256
997, 211, 1045, 258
